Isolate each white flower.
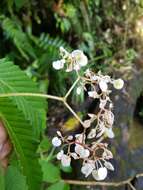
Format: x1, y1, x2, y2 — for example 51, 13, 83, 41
67, 135, 73, 141
60, 46, 69, 58
75, 133, 85, 143
88, 113, 96, 118
57, 150, 64, 160
87, 129, 96, 139
75, 144, 90, 158
75, 144, 85, 156
88, 91, 99, 98
91, 75, 100, 81
83, 119, 91, 128
99, 81, 108, 92
72, 50, 88, 67
99, 99, 107, 109
76, 86, 82, 95
96, 128, 105, 138
73, 63, 81, 71
81, 162, 95, 177
57, 130, 62, 137
52, 137, 62, 147
92, 167, 108, 181
83, 149, 90, 158
103, 149, 113, 159
52, 59, 65, 70
105, 128, 115, 138
71, 152, 78, 159
104, 161, 114, 171
113, 79, 124, 89
61, 154, 71, 167
102, 75, 111, 83
103, 110, 114, 126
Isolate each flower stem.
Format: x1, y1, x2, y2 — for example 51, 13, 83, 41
64, 76, 80, 100
0, 93, 63, 101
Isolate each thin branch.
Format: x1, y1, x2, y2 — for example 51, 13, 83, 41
136, 173, 143, 178
0, 93, 63, 101
63, 101, 85, 127
63, 173, 143, 188
64, 76, 80, 100
0, 92, 86, 127
128, 182, 136, 190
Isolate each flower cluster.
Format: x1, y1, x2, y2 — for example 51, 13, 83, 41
52, 47, 124, 181
52, 47, 88, 72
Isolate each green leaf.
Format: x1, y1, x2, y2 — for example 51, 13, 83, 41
37, 137, 51, 153
46, 181, 70, 190
5, 166, 28, 190
0, 59, 46, 138
14, 0, 29, 10
0, 97, 42, 190
60, 165, 72, 173
40, 160, 61, 183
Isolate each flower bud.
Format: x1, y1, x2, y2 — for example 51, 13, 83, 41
113, 79, 124, 89
52, 137, 62, 147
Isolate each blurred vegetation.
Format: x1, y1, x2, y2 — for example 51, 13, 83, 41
0, 0, 143, 99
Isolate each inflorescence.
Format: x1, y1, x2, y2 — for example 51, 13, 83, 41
52, 47, 124, 181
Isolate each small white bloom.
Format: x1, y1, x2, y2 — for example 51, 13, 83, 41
88, 113, 96, 118
75, 144, 85, 156
66, 63, 73, 72
102, 75, 111, 83
71, 50, 88, 67
92, 170, 99, 180
52, 59, 65, 70
60, 46, 69, 58
96, 128, 105, 138
104, 110, 114, 126
105, 128, 115, 138
75, 144, 90, 158
104, 161, 114, 171
75, 134, 85, 143
76, 86, 82, 95
109, 103, 113, 109
88, 91, 99, 98
99, 99, 107, 109
57, 150, 64, 160
73, 63, 81, 71
103, 149, 113, 159
57, 130, 62, 137
61, 155, 71, 167
83, 119, 91, 128
92, 167, 108, 181
87, 129, 96, 139
99, 81, 108, 92
113, 79, 124, 89
91, 75, 100, 81
67, 135, 73, 141
52, 137, 62, 147
81, 162, 95, 177
71, 152, 78, 159
83, 149, 90, 158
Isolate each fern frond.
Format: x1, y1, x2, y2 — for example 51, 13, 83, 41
38, 33, 70, 57
0, 16, 36, 60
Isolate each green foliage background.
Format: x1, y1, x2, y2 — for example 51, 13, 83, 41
0, 0, 143, 190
